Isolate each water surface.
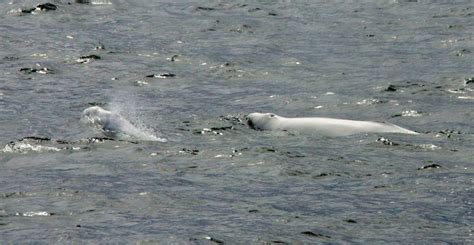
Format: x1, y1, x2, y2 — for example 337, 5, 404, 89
0, 0, 473, 243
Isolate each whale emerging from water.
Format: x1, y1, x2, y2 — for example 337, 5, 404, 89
82, 106, 166, 142
246, 112, 418, 137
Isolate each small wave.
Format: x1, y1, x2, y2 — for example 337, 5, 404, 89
75, 0, 112, 5
356, 98, 385, 105
2, 142, 62, 154
1, 137, 137, 154
16, 211, 53, 217
401, 110, 422, 117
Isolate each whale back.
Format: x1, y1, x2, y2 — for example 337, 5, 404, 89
247, 112, 418, 137
282, 117, 418, 136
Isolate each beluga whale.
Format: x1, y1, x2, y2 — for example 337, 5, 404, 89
246, 112, 418, 137
82, 106, 167, 142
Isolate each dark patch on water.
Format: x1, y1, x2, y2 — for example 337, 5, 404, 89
18, 3, 57, 14
19, 67, 54, 75
167, 54, 179, 62
455, 49, 470, 57
464, 77, 474, 85
377, 137, 399, 146
87, 102, 108, 107
2, 56, 19, 61
36, 3, 57, 11
301, 231, 331, 239
1, 192, 29, 198
145, 73, 176, 78
76, 55, 101, 64
196, 7, 216, 11
180, 148, 199, 155
220, 114, 247, 126
249, 146, 306, 159
384, 80, 429, 93
436, 129, 464, 139
313, 172, 342, 178
418, 163, 442, 170
93, 43, 106, 51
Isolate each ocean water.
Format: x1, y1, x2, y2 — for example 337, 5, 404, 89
0, 0, 473, 243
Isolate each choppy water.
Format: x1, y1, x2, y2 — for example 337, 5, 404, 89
1, 0, 473, 243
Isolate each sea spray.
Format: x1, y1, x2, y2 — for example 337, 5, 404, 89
82, 106, 167, 142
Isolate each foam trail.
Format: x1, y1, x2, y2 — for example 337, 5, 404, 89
82, 106, 167, 142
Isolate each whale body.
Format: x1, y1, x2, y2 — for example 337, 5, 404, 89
247, 112, 418, 137
82, 106, 166, 142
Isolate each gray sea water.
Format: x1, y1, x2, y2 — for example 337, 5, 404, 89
1, 0, 473, 243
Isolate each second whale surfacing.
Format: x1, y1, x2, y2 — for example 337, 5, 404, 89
82, 106, 167, 142
246, 112, 418, 137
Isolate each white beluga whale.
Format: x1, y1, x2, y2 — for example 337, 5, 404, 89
82, 106, 167, 142
246, 112, 418, 137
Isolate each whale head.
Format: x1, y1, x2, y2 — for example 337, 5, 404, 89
246, 112, 280, 130
82, 106, 168, 142
82, 106, 123, 136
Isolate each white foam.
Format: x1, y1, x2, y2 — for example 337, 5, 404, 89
2, 142, 61, 154
17, 211, 52, 217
